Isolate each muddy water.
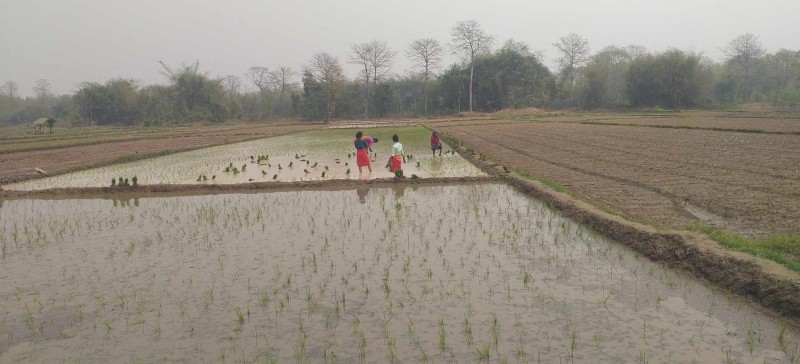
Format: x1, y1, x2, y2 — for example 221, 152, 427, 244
4, 128, 483, 191
0, 184, 798, 363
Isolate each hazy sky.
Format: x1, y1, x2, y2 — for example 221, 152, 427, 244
2, 0, 798, 96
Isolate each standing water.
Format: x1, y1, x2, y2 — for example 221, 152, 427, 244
0, 183, 797, 362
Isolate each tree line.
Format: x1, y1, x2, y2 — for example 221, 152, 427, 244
1, 22, 799, 126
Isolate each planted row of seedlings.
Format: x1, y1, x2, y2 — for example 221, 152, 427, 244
4, 128, 483, 191
0, 183, 797, 362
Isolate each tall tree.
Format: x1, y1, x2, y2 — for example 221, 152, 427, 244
221, 75, 241, 95
406, 38, 443, 115
269, 67, 297, 116
245, 66, 271, 92
349, 42, 373, 119
33, 79, 52, 102
758, 49, 800, 105
2, 81, 19, 110
451, 20, 494, 112
553, 33, 590, 108
723, 33, 765, 103
368, 40, 396, 86
246, 66, 272, 118
584, 46, 632, 108
305, 52, 345, 123
158, 61, 228, 123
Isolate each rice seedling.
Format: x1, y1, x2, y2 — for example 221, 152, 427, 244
476, 343, 490, 361
438, 317, 447, 353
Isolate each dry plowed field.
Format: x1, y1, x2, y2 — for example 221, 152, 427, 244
0, 123, 321, 183
433, 117, 800, 238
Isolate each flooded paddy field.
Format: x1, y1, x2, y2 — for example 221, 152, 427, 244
1, 183, 798, 363
4, 127, 483, 191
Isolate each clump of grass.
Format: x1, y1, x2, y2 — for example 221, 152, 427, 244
689, 224, 800, 271
235, 307, 244, 325
513, 168, 566, 193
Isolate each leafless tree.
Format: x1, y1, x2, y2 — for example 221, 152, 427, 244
553, 33, 590, 108
2, 81, 19, 110
246, 66, 271, 92
348, 40, 394, 119
349, 42, 373, 119
33, 79, 52, 102
407, 38, 443, 115
368, 40, 395, 85
306, 52, 345, 123
626, 45, 648, 59
221, 75, 241, 95
246, 66, 272, 119
451, 20, 494, 112
269, 67, 297, 115
723, 33, 765, 102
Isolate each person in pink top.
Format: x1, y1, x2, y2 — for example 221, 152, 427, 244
364, 135, 378, 152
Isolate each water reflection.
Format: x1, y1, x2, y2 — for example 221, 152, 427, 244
356, 188, 369, 204
112, 198, 140, 208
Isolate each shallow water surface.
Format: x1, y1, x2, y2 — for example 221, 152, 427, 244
4, 127, 483, 191
0, 184, 798, 363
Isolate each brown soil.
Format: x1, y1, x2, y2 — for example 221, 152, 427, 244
432, 119, 800, 238
433, 113, 800, 133
437, 128, 800, 321
0, 123, 322, 184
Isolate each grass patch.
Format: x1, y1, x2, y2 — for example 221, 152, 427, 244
513, 168, 566, 193
690, 224, 800, 272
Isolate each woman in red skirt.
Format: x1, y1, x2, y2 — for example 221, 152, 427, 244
388, 134, 405, 174
354, 131, 372, 173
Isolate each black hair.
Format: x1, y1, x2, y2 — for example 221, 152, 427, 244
373, 137, 378, 143
356, 131, 363, 138
392, 134, 399, 142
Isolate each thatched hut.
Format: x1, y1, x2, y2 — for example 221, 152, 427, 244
32, 118, 48, 134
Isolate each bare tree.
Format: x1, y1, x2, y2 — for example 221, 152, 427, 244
221, 75, 241, 95
2, 81, 19, 110
626, 45, 648, 59
246, 66, 272, 119
33, 79, 52, 102
553, 33, 590, 108
368, 40, 396, 85
723, 33, 765, 102
306, 52, 345, 123
246, 66, 271, 92
349, 42, 373, 119
269, 67, 297, 115
406, 38, 443, 115
451, 20, 494, 112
